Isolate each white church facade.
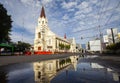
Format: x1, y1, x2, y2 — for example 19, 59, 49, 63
34, 6, 76, 53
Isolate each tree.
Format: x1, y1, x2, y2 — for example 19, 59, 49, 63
0, 3, 12, 43
65, 45, 70, 50
16, 41, 31, 52
59, 43, 64, 50
106, 42, 120, 51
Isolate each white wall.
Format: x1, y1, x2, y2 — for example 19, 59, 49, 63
89, 40, 101, 51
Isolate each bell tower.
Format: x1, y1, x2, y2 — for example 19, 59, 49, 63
34, 6, 49, 51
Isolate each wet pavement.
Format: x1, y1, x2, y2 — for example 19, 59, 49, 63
0, 55, 120, 83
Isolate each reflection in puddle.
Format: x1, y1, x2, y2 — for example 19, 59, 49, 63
0, 63, 34, 83
77, 63, 119, 83
33, 55, 79, 83
0, 55, 120, 83
52, 61, 120, 83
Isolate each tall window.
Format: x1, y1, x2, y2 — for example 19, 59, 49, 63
38, 72, 41, 78
42, 21, 44, 24
38, 32, 41, 38
48, 63, 52, 71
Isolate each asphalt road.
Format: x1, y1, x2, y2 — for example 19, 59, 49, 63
0, 54, 78, 66
80, 55, 120, 73
0, 53, 120, 73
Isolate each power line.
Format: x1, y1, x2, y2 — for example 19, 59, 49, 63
73, 0, 120, 33
97, 0, 106, 23
75, 35, 98, 40
104, 1, 120, 27
100, 1, 120, 32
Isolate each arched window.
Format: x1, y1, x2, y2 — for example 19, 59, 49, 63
42, 21, 44, 24
38, 32, 41, 38
38, 72, 41, 78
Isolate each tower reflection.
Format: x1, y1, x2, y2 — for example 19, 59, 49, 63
33, 55, 79, 83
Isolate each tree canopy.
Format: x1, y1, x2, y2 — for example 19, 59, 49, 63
0, 3, 12, 43
106, 42, 120, 51
13, 41, 31, 52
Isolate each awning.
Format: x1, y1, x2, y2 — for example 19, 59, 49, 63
0, 43, 13, 47
0, 43, 14, 52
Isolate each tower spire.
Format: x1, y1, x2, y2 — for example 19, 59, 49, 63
64, 33, 67, 39
40, 6, 46, 18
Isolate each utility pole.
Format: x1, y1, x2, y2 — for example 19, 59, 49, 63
111, 28, 115, 44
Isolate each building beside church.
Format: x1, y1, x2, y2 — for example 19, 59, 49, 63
34, 6, 76, 53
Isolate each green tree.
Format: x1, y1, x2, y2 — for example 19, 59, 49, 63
65, 45, 70, 50
16, 41, 31, 52
66, 58, 71, 63
59, 43, 64, 50
106, 42, 120, 51
0, 3, 12, 43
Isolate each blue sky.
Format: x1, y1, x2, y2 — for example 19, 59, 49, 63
0, 0, 120, 44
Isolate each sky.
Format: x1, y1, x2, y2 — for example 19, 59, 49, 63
0, 0, 120, 45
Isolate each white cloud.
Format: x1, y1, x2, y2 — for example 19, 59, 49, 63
49, 22, 66, 36
1, 0, 120, 44
90, 0, 98, 4
11, 10, 37, 34
81, 1, 89, 8
68, 8, 75, 12
83, 7, 92, 13
61, 1, 77, 9
36, 1, 41, 7
116, 7, 120, 12
41, 0, 53, 5
94, 15, 99, 19
75, 10, 82, 16
20, 0, 30, 4
79, 21, 85, 25
72, 27, 82, 33
75, 2, 92, 14
74, 14, 85, 20
108, 15, 120, 24
77, 1, 89, 9
10, 32, 34, 44
20, 0, 35, 6
72, 25, 88, 33
62, 14, 69, 20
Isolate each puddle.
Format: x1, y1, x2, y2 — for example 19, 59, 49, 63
0, 55, 119, 83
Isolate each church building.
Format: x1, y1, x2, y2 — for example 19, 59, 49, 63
34, 6, 76, 53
